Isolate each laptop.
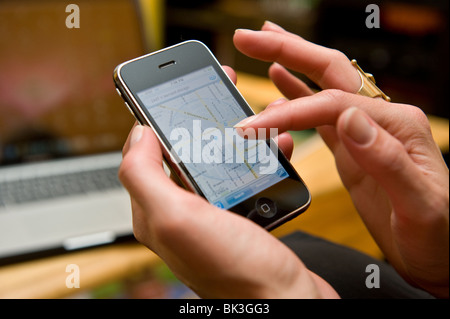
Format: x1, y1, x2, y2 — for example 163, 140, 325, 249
0, 0, 153, 263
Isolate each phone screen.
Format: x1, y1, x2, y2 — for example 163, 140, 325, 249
136, 66, 288, 210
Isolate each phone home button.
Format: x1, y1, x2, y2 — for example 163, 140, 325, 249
255, 198, 277, 218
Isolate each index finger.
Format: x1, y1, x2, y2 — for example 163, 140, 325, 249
233, 24, 361, 93
235, 90, 395, 138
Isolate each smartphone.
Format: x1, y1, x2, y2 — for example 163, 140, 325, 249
113, 40, 310, 230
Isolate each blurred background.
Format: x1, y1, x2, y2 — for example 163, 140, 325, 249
0, 0, 448, 299
1, 0, 448, 165
164, 0, 449, 118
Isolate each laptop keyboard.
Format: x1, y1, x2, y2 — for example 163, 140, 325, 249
0, 166, 123, 207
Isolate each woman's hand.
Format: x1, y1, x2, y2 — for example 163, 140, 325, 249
233, 22, 449, 298
118, 67, 339, 299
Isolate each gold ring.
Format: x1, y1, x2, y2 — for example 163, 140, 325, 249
351, 59, 391, 102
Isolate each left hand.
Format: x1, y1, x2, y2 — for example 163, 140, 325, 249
118, 67, 339, 299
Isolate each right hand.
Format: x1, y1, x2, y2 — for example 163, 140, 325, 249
234, 22, 449, 298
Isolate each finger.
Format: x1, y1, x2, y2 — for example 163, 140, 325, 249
264, 98, 294, 159
233, 28, 361, 92
119, 125, 185, 212
235, 89, 390, 135
222, 65, 237, 85
265, 97, 288, 110
261, 20, 296, 36
273, 132, 294, 160
336, 107, 435, 218
122, 121, 139, 156
269, 63, 315, 99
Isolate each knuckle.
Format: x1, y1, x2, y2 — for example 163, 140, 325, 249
118, 155, 134, 186
329, 48, 349, 63
318, 88, 346, 101
318, 89, 349, 107
408, 106, 431, 130
316, 89, 351, 121
397, 104, 433, 140
400, 104, 427, 123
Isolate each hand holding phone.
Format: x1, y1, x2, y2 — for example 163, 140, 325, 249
115, 40, 341, 299
119, 122, 337, 298
114, 40, 310, 230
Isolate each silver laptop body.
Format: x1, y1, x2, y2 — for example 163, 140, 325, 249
0, 0, 149, 262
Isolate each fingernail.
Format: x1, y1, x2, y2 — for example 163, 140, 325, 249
268, 98, 287, 107
130, 125, 144, 147
234, 28, 254, 34
234, 115, 258, 128
343, 107, 377, 145
263, 20, 284, 30
272, 135, 279, 145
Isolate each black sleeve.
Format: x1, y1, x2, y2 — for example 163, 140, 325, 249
280, 231, 434, 299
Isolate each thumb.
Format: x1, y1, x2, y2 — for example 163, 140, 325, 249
337, 107, 428, 212
119, 125, 182, 209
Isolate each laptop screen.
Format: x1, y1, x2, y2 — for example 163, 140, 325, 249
0, 0, 145, 166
